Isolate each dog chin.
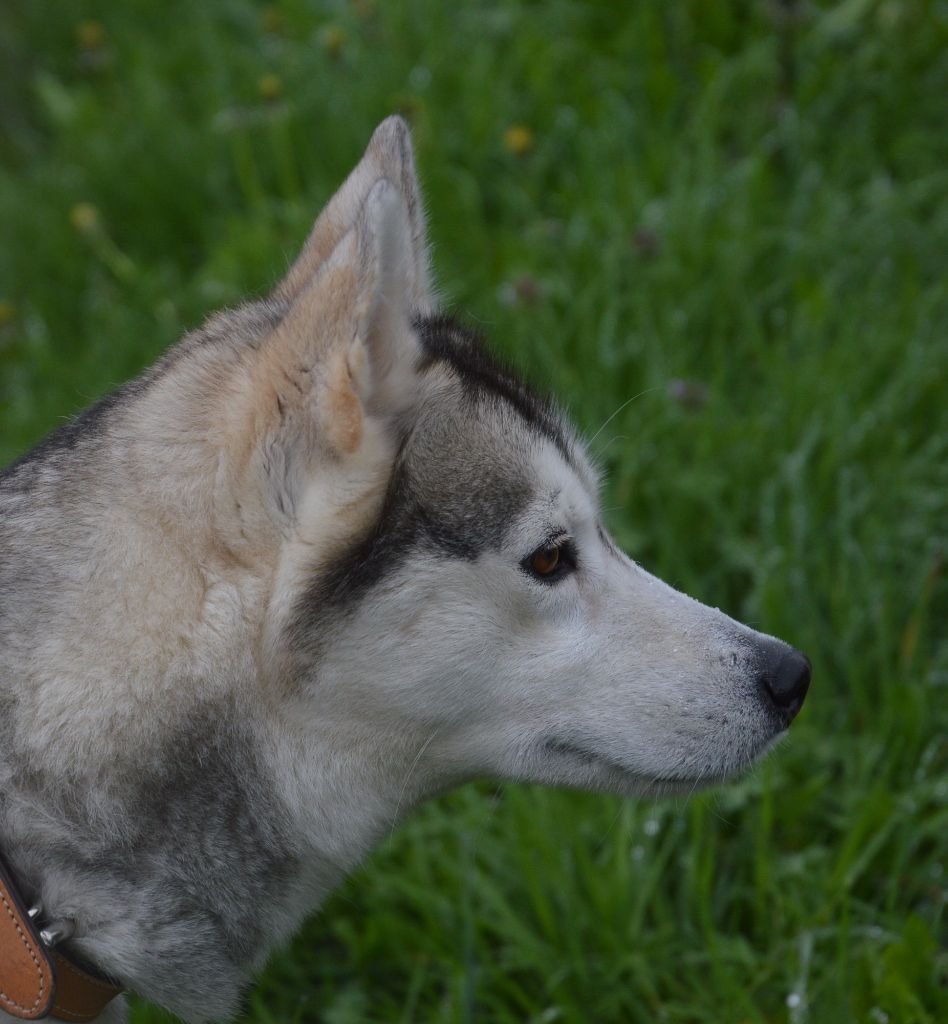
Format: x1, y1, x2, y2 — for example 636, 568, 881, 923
542, 729, 787, 798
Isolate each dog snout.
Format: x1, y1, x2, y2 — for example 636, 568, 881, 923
756, 640, 811, 722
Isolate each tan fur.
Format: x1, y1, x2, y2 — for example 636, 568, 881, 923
3, 124, 427, 780
0, 117, 809, 1024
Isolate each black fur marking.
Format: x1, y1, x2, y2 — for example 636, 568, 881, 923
414, 314, 575, 466
292, 316, 578, 644
292, 435, 529, 644
294, 457, 427, 626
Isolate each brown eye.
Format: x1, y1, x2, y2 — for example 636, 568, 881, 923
522, 537, 577, 584
531, 544, 560, 576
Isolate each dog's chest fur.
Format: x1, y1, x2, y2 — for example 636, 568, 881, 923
0, 686, 312, 1020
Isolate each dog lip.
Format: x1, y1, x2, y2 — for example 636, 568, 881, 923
545, 737, 666, 782
545, 737, 607, 767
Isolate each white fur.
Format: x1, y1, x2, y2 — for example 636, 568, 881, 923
0, 117, 804, 1022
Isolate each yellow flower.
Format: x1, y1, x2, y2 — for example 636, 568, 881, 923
70, 203, 100, 234
76, 21, 106, 51
258, 73, 283, 102
261, 6, 284, 34
503, 124, 534, 156
321, 25, 347, 58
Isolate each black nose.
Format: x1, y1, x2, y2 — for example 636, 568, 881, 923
757, 642, 811, 721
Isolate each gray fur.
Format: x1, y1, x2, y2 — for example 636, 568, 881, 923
0, 295, 328, 1020
0, 117, 809, 1024
1, 703, 302, 1019
293, 316, 553, 638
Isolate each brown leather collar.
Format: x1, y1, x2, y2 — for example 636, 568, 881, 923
0, 854, 123, 1021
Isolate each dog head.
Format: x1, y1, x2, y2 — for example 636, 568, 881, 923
212, 117, 810, 800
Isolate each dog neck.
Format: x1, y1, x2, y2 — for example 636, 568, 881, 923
0, 685, 446, 1024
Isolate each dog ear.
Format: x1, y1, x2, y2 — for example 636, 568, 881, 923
273, 116, 433, 313
246, 177, 421, 524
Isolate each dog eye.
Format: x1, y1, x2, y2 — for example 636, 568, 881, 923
532, 545, 560, 575
522, 537, 577, 584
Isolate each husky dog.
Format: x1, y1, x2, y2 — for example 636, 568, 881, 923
0, 118, 810, 1023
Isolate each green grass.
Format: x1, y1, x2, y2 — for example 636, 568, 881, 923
2, 1, 946, 1021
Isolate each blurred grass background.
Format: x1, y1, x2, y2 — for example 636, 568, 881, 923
1, 1, 946, 1022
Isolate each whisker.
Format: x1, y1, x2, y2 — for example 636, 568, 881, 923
389, 729, 441, 837
587, 388, 661, 447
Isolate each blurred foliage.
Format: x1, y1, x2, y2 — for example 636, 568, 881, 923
1, 1, 946, 1021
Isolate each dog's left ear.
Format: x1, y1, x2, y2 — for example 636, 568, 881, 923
243, 176, 421, 525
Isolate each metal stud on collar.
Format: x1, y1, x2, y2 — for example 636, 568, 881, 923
40, 919, 76, 946
28, 900, 76, 947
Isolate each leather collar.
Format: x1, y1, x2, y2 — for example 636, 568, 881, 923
0, 853, 123, 1021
